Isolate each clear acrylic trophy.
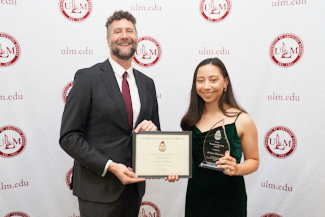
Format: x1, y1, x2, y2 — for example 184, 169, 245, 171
199, 119, 230, 171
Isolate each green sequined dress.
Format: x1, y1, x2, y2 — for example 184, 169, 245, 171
185, 118, 247, 217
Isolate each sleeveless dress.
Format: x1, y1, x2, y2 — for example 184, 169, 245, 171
185, 113, 247, 217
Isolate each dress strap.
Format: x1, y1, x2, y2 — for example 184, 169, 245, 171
234, 111, 243, 122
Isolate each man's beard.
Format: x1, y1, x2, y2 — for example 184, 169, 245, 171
110, 39, 138, 60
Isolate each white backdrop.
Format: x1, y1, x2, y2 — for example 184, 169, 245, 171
1, 0, 325, 216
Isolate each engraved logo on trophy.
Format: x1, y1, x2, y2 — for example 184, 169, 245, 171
214, 130, 222, 140
200, 119, 230, 171
158, 141, 166, 152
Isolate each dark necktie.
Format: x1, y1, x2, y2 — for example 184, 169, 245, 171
122, 72, 133, 132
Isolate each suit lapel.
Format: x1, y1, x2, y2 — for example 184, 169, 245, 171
99, 60, 129, 130
134, 69, 147, 127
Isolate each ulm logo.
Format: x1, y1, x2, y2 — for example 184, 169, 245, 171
62, 81, 73, 104
264, 126, 297, 158
0, 125, 26, 158
139, 201, 161, 217
4, 212, 30, 217
200, 0, 231, 22
59, 0, 92, 22
261, 214, 282, 217
0, 33, 21, 67
133, 36, 162, 67
66, 167, 73, 189
270, 33, 303, 67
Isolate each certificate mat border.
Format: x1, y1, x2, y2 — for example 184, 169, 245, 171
132, 131, 192, 178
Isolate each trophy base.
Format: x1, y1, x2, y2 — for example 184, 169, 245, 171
199, 161, 224, 172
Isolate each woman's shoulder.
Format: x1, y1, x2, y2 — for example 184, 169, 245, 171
236, 111, 253, 124
235, 112, 257, 137
224, 107, 242, 117
223, 106, 255, 128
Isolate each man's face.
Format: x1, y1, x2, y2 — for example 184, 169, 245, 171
107, 18, 138, 60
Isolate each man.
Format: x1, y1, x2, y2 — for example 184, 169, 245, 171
59, 10, 160, 217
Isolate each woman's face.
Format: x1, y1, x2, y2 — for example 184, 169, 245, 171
195, 64, 228, 105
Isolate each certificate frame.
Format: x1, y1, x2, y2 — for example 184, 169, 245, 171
132, 131, 192, 178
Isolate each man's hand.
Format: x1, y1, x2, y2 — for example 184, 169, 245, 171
108, 162, 146, 185
133, 120, 158, 133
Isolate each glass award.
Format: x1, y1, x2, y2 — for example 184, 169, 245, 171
199, 119, 230, 171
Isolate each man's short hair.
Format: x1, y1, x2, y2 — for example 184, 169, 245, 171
105, 10, 137, 37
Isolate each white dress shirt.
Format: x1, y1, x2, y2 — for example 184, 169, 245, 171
102, 56, 141, 177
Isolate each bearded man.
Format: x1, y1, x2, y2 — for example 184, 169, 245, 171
59, 10, 160, 217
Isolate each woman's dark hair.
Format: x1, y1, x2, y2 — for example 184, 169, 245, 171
181, 58, 246, 131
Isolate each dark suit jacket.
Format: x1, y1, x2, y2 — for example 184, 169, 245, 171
59, 59, 160, 203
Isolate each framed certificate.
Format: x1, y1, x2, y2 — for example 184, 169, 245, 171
132, 131, 192, 178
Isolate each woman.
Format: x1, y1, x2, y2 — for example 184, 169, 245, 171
166, 58, 259, 217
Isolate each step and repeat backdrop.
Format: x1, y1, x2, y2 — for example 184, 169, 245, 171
1, 0, 325, 216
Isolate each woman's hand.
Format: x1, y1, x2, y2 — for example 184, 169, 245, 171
164, 175, 179, 182
216, 151, 238, 176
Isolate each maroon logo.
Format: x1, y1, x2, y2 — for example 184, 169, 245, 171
1, 0, 17, 5
264, 126, 297, 158
133, 36, 162, 67
59, 0, 92, 22
200, 0, 231, 22
66, 167, 73, 189
270, 33, 303, 67
62, 81, 73, 103
261, 214, 282, 217
0, 126, 26, 158
4, 212, 30, 217
0, 33, 21, 67
138, 201, 161, 217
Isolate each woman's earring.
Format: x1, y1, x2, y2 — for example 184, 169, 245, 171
224, 88, 227, 92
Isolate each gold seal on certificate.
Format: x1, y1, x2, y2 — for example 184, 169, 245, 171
132, 131, 192, 178
199, 119, 230, 171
